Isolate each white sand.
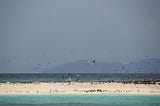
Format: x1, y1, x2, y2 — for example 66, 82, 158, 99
0, 82, 160, 95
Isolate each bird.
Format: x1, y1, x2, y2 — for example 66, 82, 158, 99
88, 59, 96, 64
122, 66, 125, 70
92, 59, 96, 63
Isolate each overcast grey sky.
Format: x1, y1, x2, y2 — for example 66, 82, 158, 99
0, 0, 160, 73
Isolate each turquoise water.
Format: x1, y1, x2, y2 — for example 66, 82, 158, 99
0, 95, 160, 106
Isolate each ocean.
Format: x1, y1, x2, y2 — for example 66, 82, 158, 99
0, 73, 160, 83
0, 95, 160, 106
0, 73, 160, 106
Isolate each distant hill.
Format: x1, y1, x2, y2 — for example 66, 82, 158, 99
46, 58, 160, 73
126, 58, 160, 73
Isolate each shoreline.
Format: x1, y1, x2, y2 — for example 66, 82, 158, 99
0, 82, 160, 95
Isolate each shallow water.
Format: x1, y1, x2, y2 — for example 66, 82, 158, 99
0, 95, 160, 106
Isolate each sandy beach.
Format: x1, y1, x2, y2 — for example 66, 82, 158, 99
0, 82, 160, 95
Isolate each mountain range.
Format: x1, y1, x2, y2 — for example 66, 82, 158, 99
46, 58, 160, 73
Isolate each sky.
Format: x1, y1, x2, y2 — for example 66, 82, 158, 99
0, 0, 160, 73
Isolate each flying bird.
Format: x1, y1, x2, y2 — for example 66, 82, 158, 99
92, 59, 96, 63
88, 59, 96, 64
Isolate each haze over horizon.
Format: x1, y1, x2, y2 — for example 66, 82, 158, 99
0, 0, 160, 73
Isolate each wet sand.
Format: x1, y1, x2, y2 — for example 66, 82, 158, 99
0, 82, 160, 95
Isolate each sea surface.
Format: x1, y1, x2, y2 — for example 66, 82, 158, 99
0, 73, 160, 106
0, 95, 160, 106
0, 73, 160, 83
